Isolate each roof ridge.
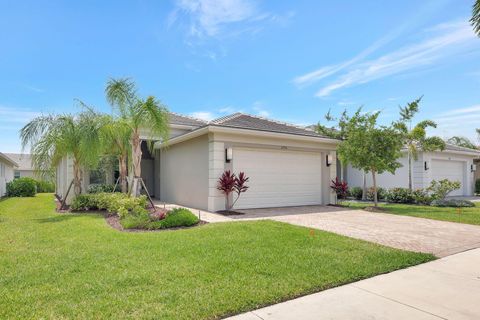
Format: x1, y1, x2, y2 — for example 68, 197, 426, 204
168, 111, 208, 124
237, 112, 311, 131
210, 112, 243, 124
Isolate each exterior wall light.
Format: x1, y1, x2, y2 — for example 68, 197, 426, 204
472, 164, 477, 172
424, 161, 429, 171
225, 148, 233, 163
326, 154, 333, 167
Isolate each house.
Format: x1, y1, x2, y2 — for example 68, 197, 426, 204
0, 153, 18, 197
4, 153, 35, 179
56, 112, 340, 210
345, 144, 480, 196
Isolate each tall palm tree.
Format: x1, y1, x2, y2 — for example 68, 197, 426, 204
398, 98, 445, 190
472, 0, 480, 36
100, 116, 131, 193
20, 111, 104, 196
105, 78, 169, 196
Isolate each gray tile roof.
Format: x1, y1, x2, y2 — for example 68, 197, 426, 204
4, 153, 31, 170
209, 113, 332, 138
168, 112, 207, 127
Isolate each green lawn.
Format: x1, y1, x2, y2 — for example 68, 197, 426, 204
342, 201, 480, 226
0, 194, 433, 319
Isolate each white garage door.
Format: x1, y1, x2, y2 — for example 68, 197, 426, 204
232, 148, 322, 209
431, 159, 465, 196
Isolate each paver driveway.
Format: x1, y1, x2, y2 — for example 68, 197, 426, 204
236, 206, 480, 257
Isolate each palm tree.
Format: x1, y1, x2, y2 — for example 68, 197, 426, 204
105, 78, 169, 196
20, 111, 104, 196
472, 0, 480, 36
398, 98, 445, 190
100, 116, 131, 193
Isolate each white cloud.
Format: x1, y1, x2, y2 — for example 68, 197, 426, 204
0, 106, 40, 123
189, 111, 216, 121
429, 103, 480, 141
252, 100, 270, 117
294, 19, 479, 98
173, 0, 258, 37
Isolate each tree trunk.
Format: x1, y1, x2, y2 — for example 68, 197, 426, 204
226, 192, 231, 211
372, 169, 378, 207
73, 159, 83, 196
408, 151, 413, 190
130, 131, 143, 197
119, 155, 128, 193
362, 171, 367, 200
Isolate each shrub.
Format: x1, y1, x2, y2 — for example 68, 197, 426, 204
385, 188, 414, 204
330, 178, 348, 199
6, 177, 37, 197
36, 180, 55, 193
366, 187, 386, 201
87, 184, 117, 194
412, 189, 432, 205
476, 179, 480, 195
217, 170, 250, 210
349, 186, 363, 200
430, 199, 475, 207
427, 179, 461, 200
120, 207, 199, 230
158, 208, 199, 229
70, 194, 97, 211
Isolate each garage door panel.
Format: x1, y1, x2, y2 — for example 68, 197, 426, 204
431, 159, 465, 196
232, 148, 323, 209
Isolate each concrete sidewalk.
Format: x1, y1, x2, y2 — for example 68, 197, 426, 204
226, 248, 480, 320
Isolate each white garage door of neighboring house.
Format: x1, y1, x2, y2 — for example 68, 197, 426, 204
431, 159, 465, 196
232, 148, 323, 209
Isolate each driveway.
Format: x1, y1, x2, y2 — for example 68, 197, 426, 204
236, 206, 480, 257
227, 248, 480, 320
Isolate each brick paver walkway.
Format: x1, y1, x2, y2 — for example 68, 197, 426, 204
267, 209, 480, 256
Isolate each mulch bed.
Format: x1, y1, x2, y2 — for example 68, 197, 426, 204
105, 214, 207, 232
216, 210, 245, 216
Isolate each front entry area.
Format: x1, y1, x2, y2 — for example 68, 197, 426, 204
232, 148, 323, 209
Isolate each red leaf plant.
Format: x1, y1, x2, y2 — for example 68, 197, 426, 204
217, 170, 250, 211
330, 177, 348, 201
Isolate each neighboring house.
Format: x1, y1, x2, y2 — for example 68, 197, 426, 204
0, 153, 18, 197
57, 112, 340, 210
345, 144, 480, 196
4, 153, 35, 179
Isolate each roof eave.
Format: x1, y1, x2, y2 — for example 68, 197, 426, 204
155, 125, 340, 148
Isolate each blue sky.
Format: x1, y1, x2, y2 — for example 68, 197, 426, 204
1, 0, 480, 152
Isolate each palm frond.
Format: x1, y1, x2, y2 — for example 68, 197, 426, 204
471, 0, 480, 36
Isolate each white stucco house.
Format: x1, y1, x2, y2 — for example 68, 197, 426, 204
57, 112, 339, 210
0, 152, 18, 197
56, 112, 480, 210
4, 153, 35, 179
345, 144, 480, 196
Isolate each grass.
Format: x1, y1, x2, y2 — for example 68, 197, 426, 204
0, 194, 434, 319
341, 201, 480, 226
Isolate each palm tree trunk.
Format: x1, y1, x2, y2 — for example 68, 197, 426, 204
408, 151, 413, 190
372, 169, 378, 207
131, 131, 142, 196
119, 155, 128, 193
73, 159, 83, 195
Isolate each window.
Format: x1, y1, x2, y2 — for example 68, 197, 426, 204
14, 171, 20, 179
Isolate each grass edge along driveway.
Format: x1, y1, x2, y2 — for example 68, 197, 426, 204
342, 201, 480, 226
0, 194, 434, 320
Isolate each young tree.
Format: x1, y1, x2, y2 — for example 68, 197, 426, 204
337, 109, 404, 206
316, 109, 369, 199
105, 78, 170, 196
20, 111, 103, 196
398, 97, 445, 190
